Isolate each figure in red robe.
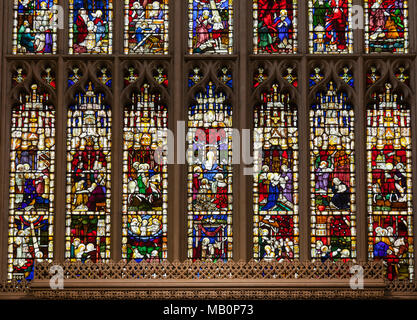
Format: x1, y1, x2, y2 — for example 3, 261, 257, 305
75, 9, 89, 44
326, 0, 348, 50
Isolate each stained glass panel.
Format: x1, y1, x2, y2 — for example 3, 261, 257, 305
122, 83, 168, 262
339, 66, 353, 87
13, 0, 58, 54
65, 82, 111, 262
41, 66, 56, 88
253, 65, 268, 88
8, 84, 55, 281
367, 82, 414, 280
310, 78, 356, 262
69, 0, 113, 54
253, 0, 297, 54
365, 0, 408, 53
253, 83, 299, 261
68, 66, 83, 87
395, 65, 410, 85
153, 66, 169, 87
124, 0, 169, 54
12, 67, 27, 85
308, 0, 353, 54
187, 78, 233, 261
188, 0, 233, 54
283, 66, 298, 87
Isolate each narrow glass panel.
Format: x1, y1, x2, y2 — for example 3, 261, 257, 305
122, 84, 168, 262
124, 0, 169, 54
253, 0, 298, 54
8, 84, 56, 281
188, 0, 233, 54
253, 82, 299, 261
65, 82, 112, 262
308, 0, 353, 54
365, 0, 409, 53
310, 77, 357, 262
187, 74, 233, 261
69, 0, 113, 54
367, 82, 414, 280
13, 0, 58, 54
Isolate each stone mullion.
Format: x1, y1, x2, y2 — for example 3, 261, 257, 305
236, 0, 249, 261
356, 56, 367, 262
170, 0, 184, 261
111, 56, 122, 262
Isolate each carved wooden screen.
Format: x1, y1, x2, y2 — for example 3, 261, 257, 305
1, 0, 417, 300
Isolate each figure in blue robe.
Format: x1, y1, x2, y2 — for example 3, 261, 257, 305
275, 12, 292, 43
19, 179, 49, 210
18, 23, 35, 53
135, 24, 145, 44
374, 241, 389, 258
262, 183, 280, 211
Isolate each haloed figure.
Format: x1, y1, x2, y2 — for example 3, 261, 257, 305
275, 9, 292, 48
331, 177, 350, 210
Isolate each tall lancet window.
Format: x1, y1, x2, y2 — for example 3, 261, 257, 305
121, 78, 168, 262
65, 82, 112, 262
188, 0, 234, 54
253, 81, 299, 261
187, 64, 233, 261
8, 83, 56, 281
367, 77, 414, 280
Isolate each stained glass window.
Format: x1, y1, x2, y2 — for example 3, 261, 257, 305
8, 84, 56, 281
122, 82, 168, 262
310, 74, 356, 262
13, 0, 58, 54
253, 82, 299, 261
65, 81, 112, 262
367, 81, 414, 280
187, 67, 233, 261
308, 0, 353, 54
253, 0, 297, 54
124, 0, 169, 54
69, 0, 113, 54
365, 0, 408, 53
188, 0, 233, 54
